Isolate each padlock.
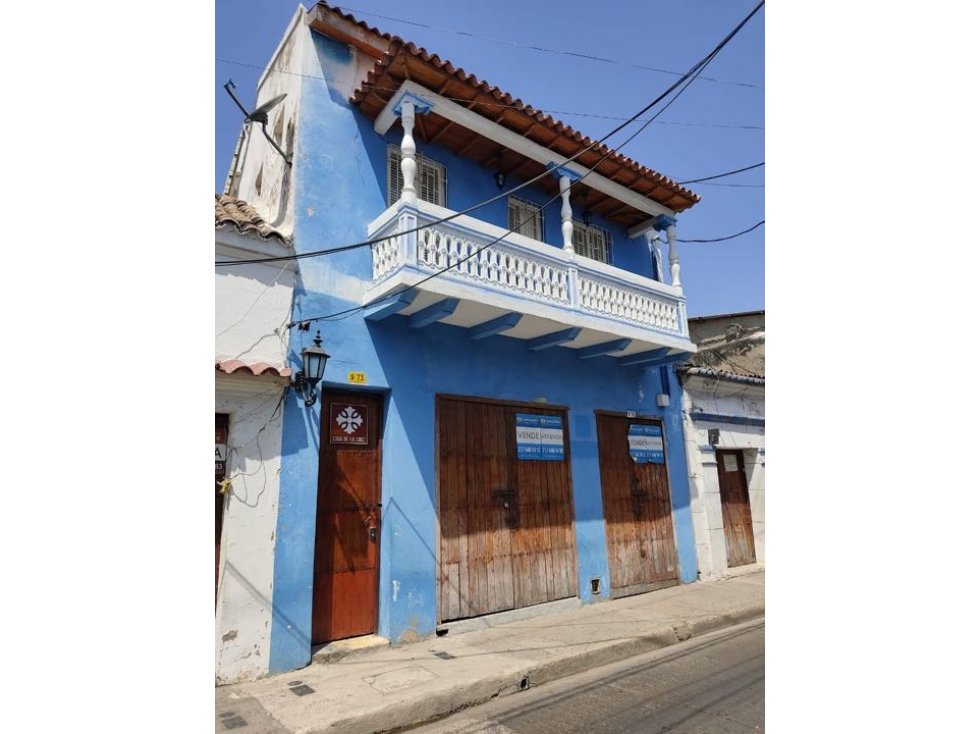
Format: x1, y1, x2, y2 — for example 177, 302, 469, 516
369, 526, 378, 541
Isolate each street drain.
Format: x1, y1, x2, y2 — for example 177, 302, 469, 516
219, 713, 247, 730
288, 681, 316, 696
433, 651, 456, 660
518, 676, 530, 691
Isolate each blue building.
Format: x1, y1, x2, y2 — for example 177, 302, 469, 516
220, 2, 704, 677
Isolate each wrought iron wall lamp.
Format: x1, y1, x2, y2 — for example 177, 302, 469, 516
291, 331, 330, 407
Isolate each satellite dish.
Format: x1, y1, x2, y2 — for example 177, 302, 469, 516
248, 93, 288, 124
224, 81, 292, 166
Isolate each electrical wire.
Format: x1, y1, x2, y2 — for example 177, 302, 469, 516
679, 162, 764, 185
217, 1, 764, 269
291, 2, 761, 328
332, 5, 763, 90
677, 220, 764, 243
697, 182, 764, 188
217, 57, 763, 130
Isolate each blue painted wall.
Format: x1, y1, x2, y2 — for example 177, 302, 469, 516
268, 30, 692, 674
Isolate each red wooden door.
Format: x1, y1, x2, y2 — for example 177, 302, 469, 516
716, 450, 756, 567
596, 413, 678, 598
437, 396, 576, 622
312, 392, 383, 644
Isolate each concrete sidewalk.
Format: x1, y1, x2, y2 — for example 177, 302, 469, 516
216, 569, 764, 734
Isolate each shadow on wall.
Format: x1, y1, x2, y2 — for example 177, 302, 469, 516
279, 277, 328, 459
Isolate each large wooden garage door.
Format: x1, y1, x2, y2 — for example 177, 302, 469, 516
437, 396, 577, 622
596, 412, 679, 598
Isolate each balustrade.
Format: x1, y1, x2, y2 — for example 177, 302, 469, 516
369, 208, 686, 338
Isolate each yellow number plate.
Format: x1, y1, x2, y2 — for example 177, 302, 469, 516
347, 371, 367, 384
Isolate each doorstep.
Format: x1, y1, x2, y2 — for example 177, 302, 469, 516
311, 634, 390, 664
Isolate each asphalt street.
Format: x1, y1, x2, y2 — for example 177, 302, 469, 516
408, 618, 765, 734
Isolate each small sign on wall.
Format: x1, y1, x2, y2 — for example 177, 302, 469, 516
516, 414, 565, 461
628, 424, 664, 464
723, 454, 739, 472
348, 371, 367, 384
215, 443, 227, 475
329, 402, 369, 445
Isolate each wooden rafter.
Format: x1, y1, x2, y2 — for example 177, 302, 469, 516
455, 134, 484, 157
427, 118, 456, 145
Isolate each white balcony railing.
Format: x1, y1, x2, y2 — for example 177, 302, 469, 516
366, 201, 690, 343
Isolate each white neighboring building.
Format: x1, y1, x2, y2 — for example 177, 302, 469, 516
214, 194, 295, 683
678, 311, 765, 580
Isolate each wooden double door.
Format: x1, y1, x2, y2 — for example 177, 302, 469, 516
716, 450, 756, 567
437, 396, 577, 622
312, 391, 383, 644
596, 412, 679, 597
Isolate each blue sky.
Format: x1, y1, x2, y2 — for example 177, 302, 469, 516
215, 1, 764, 317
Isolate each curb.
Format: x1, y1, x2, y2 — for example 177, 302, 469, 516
313, 603, 765, 734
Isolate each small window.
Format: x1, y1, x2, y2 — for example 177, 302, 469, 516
572, 221, 611, 263
507, 197, 544, 241
387, 145, 446, 207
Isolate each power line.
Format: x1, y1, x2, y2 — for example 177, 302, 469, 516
679, 162, 764, 184
677, 220, 764, 243
215, 58, 764, 131
333, 5, 763, 90
217, 1, 765, 269
697, 182, 764, 188
290, 3, 764, 328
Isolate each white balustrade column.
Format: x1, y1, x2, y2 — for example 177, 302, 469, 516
560, 175, 574, 254
568, 263, 580, 307
666, 223, 681, 288
400, 100, 418, 204
398, 210, 418, 264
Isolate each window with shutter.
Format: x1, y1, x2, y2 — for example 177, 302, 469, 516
387, 145, 446, 207
507, 197, 543, 241
572, 221, 610, 263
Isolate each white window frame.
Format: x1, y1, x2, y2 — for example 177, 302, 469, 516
507, 196, 544, 241
387, 145, 447, 207
572, 220, 611, 264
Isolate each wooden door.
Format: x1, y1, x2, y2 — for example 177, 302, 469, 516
312, 391, 383, 644
215, 414, 229, 605
437, 396, 577, 622
716, 450, 756, 567
596, 413, 678, 597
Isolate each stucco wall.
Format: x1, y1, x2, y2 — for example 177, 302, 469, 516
215, 257, 294, 368
233, 7, 307, 234
215, 375, 288, 683
681, 375, 765, 579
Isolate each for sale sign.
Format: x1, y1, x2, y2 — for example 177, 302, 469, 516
515, 413, 565, 461
628, 424, 664, 464
329, 403, 369, 445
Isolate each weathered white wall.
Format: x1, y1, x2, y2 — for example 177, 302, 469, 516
233, 6, 307, 234
215, 256, 294, 368
215, 374, 287, 683
682, 376, 765, 580
215, 169, 297, 682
